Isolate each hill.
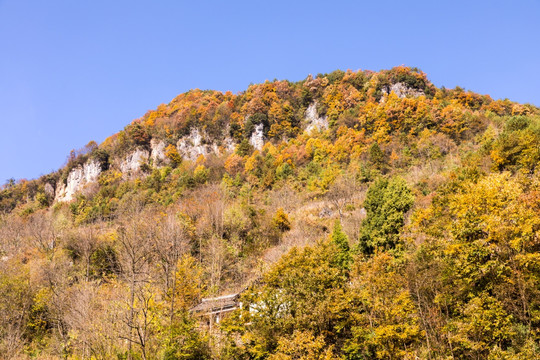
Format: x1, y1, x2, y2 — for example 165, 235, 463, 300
0, 67, 539, 359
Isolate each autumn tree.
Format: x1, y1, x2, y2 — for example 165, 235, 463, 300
345, 253, 424, 359
223, 240, 350, 358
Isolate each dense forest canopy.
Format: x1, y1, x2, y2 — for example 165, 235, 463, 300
0, 67, 539, 359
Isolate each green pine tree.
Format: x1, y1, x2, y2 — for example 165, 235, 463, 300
331, 219, 352, 270
358, 177, 414, 255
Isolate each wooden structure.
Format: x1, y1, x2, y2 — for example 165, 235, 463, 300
190, 293, 241, 326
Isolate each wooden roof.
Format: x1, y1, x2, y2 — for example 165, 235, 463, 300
190, 293, 240, 314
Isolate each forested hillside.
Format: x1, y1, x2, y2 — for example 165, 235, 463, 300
1, 67, 539, 359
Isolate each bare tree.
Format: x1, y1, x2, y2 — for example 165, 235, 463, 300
0, 213, 26, 257
68, 225, 102, 281
268, 185, 300, 213
204, 234, 227, 293
116, 204, 157, 360
152, 210, 192, 339
326, 175, 359, 221
26, 211, 60, 257
63, 281, 98, 359
180, 183, 228, 292
39, 250, 75, 357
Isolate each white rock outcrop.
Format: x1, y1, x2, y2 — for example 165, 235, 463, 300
54, 131, 237, 202
305, 102, 328, 134
249, 123, 265, 150
222, 136, 236, 153
382, 82, 425, 99
176, 128, 210, 161
44, 183, 55, 199
120, 148, 150, 174
150, 139, 168, 166
176, 128, 235, 161
55, 160, 102, 202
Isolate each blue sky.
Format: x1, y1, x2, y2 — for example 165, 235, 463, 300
1, 0, 539, 182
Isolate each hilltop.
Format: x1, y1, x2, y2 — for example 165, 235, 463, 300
0, 67, 539, 359
2, 66, 537, 211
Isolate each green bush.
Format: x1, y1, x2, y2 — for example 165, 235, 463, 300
358, 177, 414, 255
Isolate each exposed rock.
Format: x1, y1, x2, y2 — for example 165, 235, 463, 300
249, 123, 265, 150
176, 128, 236, 161
318, 207, 333, 218
120, 148, 150, 174
305, 102, 328, 134
44, 183, 55, 199
84, 160, 102, 181
212, 136, 237, 155
176, 128, 212, 161
222, 136, 237, 153
150, 139, 169, 166
382, 82, 425, 99
55, 160, 102, 202
211, 142, 220, 156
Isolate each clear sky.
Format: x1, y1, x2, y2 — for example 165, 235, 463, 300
1, 0, 539, 182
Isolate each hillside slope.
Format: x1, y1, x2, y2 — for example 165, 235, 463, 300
0, 67, 539, 359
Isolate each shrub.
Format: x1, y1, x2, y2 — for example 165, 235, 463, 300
165, 144, 182, 166
272, 208, 291, 232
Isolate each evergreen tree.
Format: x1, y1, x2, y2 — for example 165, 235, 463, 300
358, 177, 414, 255
331, 220, 352, 270
369, 142, 387, 171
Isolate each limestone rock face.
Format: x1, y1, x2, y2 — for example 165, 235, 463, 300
55, 160, 102, 202
176, 128, 235, 161
150, 139, 169, 166
223, 136, 236, 153
305, 102, 328, 134
53, 129, 240, 203
176, 128, 212, 161
44, 183, 55, 199
382, 82, 425, 99
249, 123, 265, 150
84, 160, 102, 180
120, 148, 150, 174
